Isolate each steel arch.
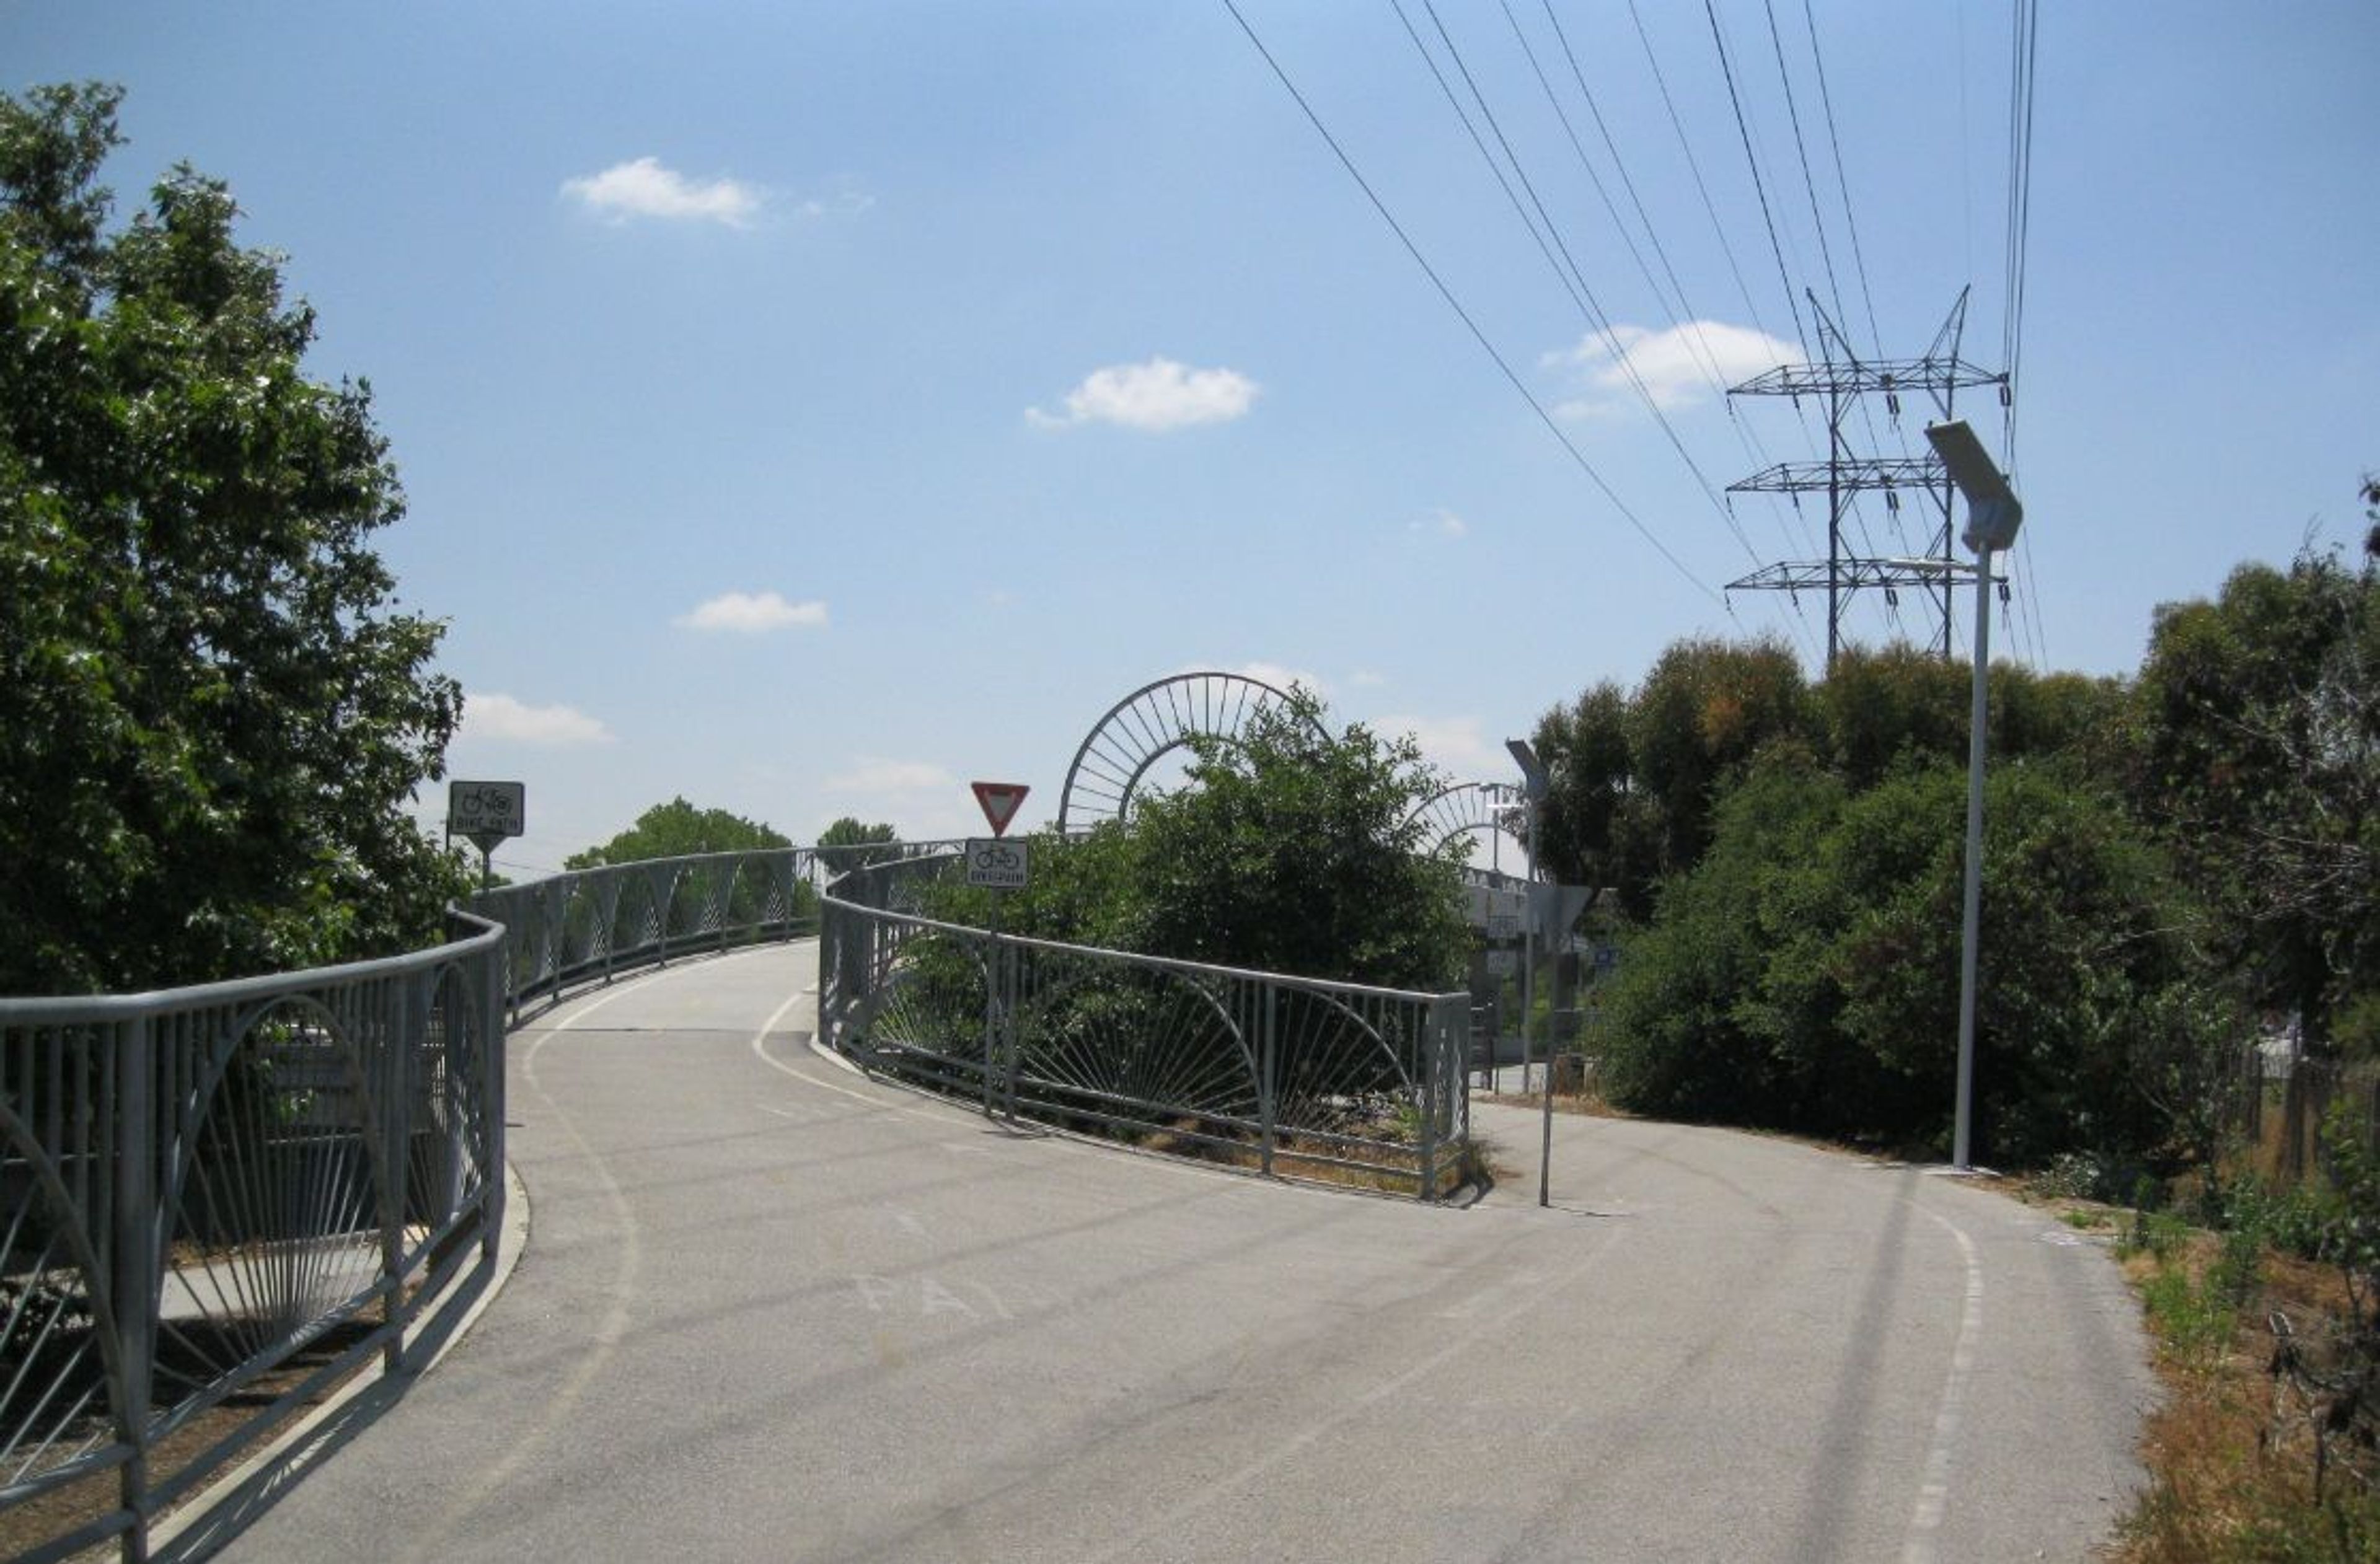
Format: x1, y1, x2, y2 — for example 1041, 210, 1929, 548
1056, 671, 1324, 831
1403, 780, 1530, 861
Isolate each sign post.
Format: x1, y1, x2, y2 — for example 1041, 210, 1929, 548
447, 780, 526, 892
969, 782, 1029, 1116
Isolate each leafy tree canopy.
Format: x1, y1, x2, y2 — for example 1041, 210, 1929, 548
2134, 511, 2380, 1050
933, 696, 1470, 991
0, 83, 463, 993
1533, 633, 2131, 919
814, 815, 901, 870
1598, 752, 2227, 1164
565, 797, 790, 869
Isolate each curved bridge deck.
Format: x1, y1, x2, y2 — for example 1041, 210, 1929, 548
213, 940, 2149, 1563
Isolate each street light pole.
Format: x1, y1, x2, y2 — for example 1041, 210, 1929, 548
1505, 739, 1554, 1207
1952, 542, 1992, 1170
1925, 420, 2024, 1174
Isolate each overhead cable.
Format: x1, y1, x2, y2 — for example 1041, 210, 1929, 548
1217, 0, 1727, 607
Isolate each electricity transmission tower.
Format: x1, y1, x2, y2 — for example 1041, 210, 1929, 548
1725, 289, 2008, 669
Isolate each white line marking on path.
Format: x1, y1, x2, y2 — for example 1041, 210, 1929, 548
403, 955, 739, 1559
1901, 1206, 1986, 1564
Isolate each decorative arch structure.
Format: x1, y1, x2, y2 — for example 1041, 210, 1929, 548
1056, 671, 1323, 831
1404, 780, 1530, 869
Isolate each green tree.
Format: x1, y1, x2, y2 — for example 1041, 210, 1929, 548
2134, 517, 2380, 1052
1598, 751, 2226, 1164
0, 83, 462, 993
928, 696, 1470, 991
1595, 752, 1846, 1125
1814, 641, 1972, 789
1121, 696, 1470, 990
815, 815, 900, 870
565, 797, 790, 868
1625, 633, 1810, 885
1530, 680, 1662, 915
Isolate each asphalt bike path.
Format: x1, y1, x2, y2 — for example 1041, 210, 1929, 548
216, 939, 2153, 1562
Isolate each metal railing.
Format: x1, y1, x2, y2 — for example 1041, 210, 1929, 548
473, 848, 824, 1025
0, 845, 847, 1562
819, 854, 1473, 1197
0, 913, 505, 1564
0, 835, 1464, 1559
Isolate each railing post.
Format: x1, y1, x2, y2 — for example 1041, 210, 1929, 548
1258, 982, 1277, 1179
981, 928, 997, 1118
483, 938, 507, 1263
382, 974, 412, 1374
1003, 939, 1023, 1119
1417, 999, 1440, 1203
113, 1014, 156, 1564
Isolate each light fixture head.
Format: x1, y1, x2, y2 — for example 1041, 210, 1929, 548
1926, 420, 2024, 553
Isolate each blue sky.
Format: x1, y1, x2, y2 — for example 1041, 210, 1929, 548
11, 2, 2376, 870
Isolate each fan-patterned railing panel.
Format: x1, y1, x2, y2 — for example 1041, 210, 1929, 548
818, 854, 1470, 1196
0, 915, 506, 1563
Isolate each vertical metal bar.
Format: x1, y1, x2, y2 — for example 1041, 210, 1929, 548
981, 919, 999, 1118
438, 971, 465, 1234
382, 974, 412, 1373
483, 937, 507, 1263
113, 1014, 155, 1564
1002, 938, 1022, 1120
1258, 981, 1277, 1179
1417, 999, 1439, 1203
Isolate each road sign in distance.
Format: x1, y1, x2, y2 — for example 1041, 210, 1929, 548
449, 780, 525, 841
966, 837, 1028, 889
971, 781, 1029, 837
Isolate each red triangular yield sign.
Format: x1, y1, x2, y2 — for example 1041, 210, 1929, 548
971, 780, 1029, 837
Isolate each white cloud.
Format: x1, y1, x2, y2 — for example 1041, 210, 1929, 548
462, 692, 615, 747
1349, 669, 1389, 690
824, 757, 958, 795
1029, 357, 1259, 432
676, 591, 829, 633
1547, 320, 1802, 413
1375, 713, 1506, 784
1409, 508, 1468, 540
791, 178, 875, 220
562, 157, 761, 226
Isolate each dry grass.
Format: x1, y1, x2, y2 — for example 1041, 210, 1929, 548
2109, 1224, 2380, 1562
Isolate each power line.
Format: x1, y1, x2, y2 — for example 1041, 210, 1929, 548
2003, 0, 2046, 667
1624, 0, 1773, 350
1402, 0, 1764, 567
1758, 0, 1849, 343
1612, 0, 1825, 566
1217, 0, 1726, 607
1704, 0, 1810, 360
1799, 0, 1885, 364
1517, 0, 1712, 383
1524, 0, 1809, 535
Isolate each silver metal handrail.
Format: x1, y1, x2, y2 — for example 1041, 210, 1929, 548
0, 843, 844, 1563
0, 913, 506, 1563
818, 853, 1472, 1199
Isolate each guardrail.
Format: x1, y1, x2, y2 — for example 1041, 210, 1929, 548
0, 913, 505, 1564
819, 853, 1473, 1197
0, 837, 1465, 1559
0, 845, 845, 1563
472, 848, 824, 1026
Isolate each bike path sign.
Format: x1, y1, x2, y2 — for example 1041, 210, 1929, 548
966, 838, 1028, 889
448, 780, 525, 855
